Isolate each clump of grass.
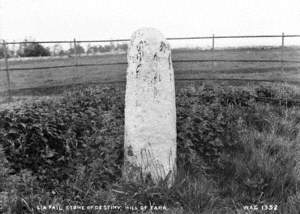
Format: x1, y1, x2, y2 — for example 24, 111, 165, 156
0, 144, 40, 213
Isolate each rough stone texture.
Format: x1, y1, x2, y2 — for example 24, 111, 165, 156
293, 133, 300, 179
124, 28, 176, 185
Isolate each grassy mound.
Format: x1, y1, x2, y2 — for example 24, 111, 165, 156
0, 84, 300, 213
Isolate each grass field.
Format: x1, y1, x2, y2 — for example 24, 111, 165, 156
1, 47, 300, 97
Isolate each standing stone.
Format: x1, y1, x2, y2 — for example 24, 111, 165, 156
124, 28, 176, 185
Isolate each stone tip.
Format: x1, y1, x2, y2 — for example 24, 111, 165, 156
130, 27, 166, 43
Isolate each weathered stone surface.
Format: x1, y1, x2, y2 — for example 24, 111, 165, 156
124, 28, 176, 185
294, 133, 300, 179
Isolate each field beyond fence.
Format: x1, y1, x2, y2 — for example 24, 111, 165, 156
1, 33, 300, 103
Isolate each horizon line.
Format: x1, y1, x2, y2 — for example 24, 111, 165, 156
2, 33, 300, 45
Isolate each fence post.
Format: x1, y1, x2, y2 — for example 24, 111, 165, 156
211, 34, 215, 72
3, 40, 12, 102
73, 38, 78, 72
281, 32, 285, 72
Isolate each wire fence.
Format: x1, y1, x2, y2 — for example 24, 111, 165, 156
1, 33, 300, 103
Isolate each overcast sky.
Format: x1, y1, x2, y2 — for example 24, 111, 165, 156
0, 0, 299, 47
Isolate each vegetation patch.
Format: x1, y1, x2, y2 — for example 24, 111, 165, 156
0, 84, 300, 213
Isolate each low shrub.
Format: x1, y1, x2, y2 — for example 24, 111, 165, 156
0, 87, 124, 190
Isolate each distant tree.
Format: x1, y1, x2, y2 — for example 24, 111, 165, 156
0, 44, 15, 58
0, 45, 5, 58
87, 45, 99, 55
68, 44, 85, 56
52, 44, 63, 56
10, 42, 18, 57
98, 44, 112, 53
95, 42, 128, 53
115, 43, 128, 52
109, 41, 115, 50
86, 43, 91, 55
16, 39, 29, 56
58, 50, 66, 56
17, 41, 51, 57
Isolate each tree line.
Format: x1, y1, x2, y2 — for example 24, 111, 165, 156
0, 39, 128, 58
